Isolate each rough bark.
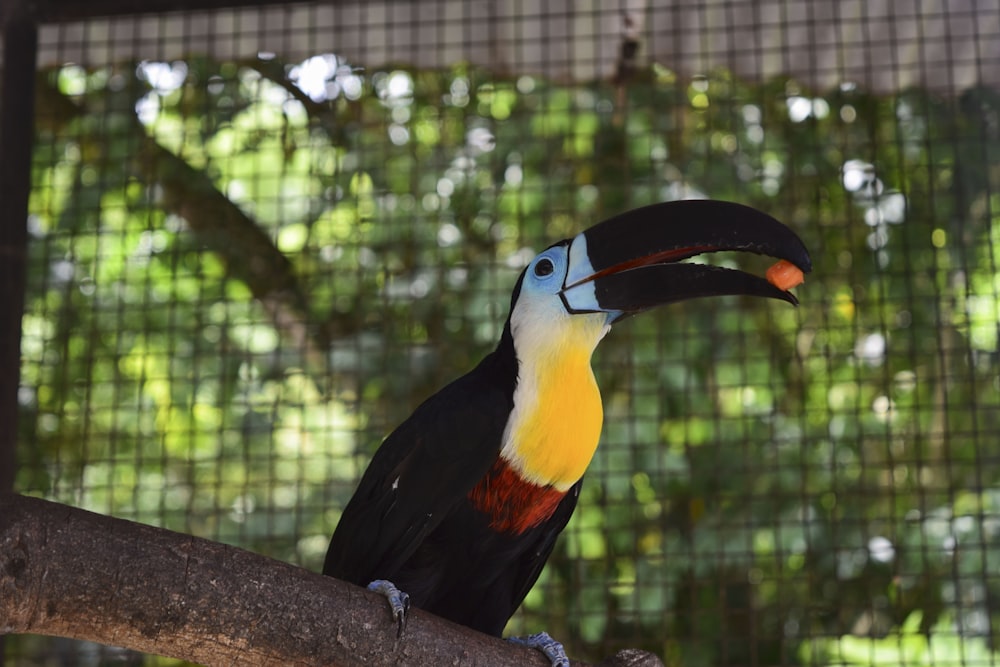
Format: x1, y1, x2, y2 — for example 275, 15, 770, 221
0, 494, 663, 667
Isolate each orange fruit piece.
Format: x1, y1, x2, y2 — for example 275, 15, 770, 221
766, 259, 805, 290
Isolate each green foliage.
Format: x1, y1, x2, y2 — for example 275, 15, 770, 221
17, 52, 1000, 666
802, 612, 999, 666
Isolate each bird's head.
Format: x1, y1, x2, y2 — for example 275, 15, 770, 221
506, 199, 812, 356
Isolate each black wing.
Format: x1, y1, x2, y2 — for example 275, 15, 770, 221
324, 348, 515, 584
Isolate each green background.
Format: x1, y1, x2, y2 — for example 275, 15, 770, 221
11, 46, 1000, 666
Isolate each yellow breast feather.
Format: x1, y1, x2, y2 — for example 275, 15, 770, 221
501, 313, 608, 490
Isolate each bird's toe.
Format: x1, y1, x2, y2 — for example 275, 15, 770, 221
366, 579, 410, 637
508, 631, 570, 667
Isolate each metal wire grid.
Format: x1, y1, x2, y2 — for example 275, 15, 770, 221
33, 2, 1000, 92
9, 1, 1000, 665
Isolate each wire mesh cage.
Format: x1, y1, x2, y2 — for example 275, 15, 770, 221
6, 0, 1000, 665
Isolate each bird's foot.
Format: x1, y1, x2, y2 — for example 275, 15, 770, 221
366, 579, 410, 637
508, 632, 570, 667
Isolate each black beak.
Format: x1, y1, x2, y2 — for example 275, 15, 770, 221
560, 200, 812, 321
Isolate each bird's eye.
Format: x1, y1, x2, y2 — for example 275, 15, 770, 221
534, 258, 555, 277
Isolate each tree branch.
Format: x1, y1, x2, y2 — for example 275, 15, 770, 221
0, 494, 663, 667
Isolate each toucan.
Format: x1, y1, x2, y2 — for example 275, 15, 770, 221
324, 200, 811, 665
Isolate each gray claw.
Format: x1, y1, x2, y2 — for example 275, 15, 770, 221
508, 631, 570, 667
366, 579, 410, 637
